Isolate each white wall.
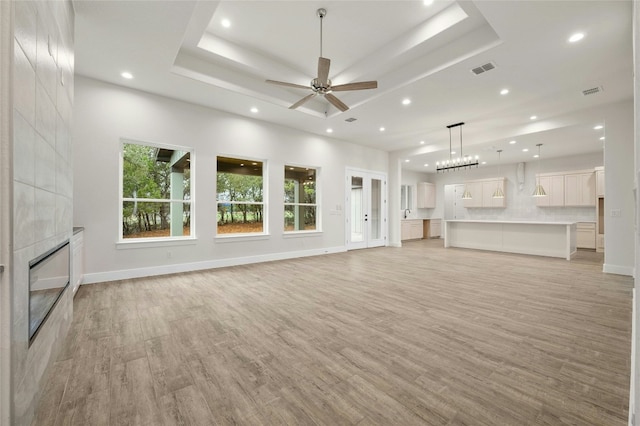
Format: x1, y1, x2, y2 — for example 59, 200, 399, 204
73, 77, 389, 282
603, 100, 635, 276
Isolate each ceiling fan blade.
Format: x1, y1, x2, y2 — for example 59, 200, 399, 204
317, 57, 331, 85
325, 93, 349, 112
266, 79, 309, 90
289, 93, 317, 110
331, 81, 378, 92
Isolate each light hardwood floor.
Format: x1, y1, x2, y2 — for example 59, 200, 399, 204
32, 239, 632, 425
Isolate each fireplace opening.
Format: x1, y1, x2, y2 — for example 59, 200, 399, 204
29, 241, 70, 343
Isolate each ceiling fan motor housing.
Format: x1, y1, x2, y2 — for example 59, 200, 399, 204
311, 78, 332, 94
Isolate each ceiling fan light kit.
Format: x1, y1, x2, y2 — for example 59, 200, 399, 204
266, 8, 378, 112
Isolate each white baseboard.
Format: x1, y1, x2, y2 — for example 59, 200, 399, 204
630, 287, 636, 426
603, 263, 635, 277
81, 246, 347, 284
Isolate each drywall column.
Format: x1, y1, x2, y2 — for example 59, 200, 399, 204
388, 153, 402, 247
0, 2, 13, 424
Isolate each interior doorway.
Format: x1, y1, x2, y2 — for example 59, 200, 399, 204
345, 169, 387, 250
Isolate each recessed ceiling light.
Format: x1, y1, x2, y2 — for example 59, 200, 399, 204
509, 140, 516, 144
420, 140, 425, 145
289, 167, 294, 170
250, 107, 258, 113
481, 161, 487, 165
326, 128, 333, 133
221, 18, 231, 28
424, 163, 429, 167
379, 127, 385, 132
252, 162, 257, 165
451, 151, 456, 155
121, 71, 133, 79
593, 125, 603, 130
530, 115, 537, 120
240, 163, 245, 167
500, 89, 509, 95
569, 32, 584, 43
402, 98, 411, 105
405, 159, 410, 163
534, 154, 539, 158
522, 148, 529, 152
423, 0, 434, 5
600, 136, 605, 140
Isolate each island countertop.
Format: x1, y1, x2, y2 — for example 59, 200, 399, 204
444, 220, 577, 260
444, 219, 576, 226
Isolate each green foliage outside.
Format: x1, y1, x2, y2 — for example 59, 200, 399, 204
216, 173, 264, 225
122, 143, 190, 237
284, 179, 316, 230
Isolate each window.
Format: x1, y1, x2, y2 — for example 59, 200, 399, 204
284, 166, 318, 232
401, 184, 413, 210
217, 156, 265, 235
121, 140, 192, 240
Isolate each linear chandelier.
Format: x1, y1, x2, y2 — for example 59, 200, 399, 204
436, 122, 479, 173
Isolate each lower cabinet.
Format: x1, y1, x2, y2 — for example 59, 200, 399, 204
401, 220, 423, 241
576, 222, 596, 249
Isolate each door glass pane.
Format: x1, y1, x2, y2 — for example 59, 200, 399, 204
351, 177, 363, 242
370, 178, 381, 240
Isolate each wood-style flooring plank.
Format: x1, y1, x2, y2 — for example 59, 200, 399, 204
32, 240, 632, 425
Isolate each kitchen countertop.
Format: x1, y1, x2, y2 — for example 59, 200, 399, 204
445, 220, 576, 226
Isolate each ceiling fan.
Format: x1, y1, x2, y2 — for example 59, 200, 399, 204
266, 8, 378, 112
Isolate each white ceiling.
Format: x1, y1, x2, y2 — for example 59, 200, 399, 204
72, 0, 633, 172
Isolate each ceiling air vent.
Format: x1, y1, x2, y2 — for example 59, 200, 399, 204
582, 86, 603, 96
471, 62, 496, 75
345, 117, 357, 122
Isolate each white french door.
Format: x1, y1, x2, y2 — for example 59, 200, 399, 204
346, 169, 387, 250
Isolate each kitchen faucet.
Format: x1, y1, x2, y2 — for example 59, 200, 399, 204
404, 209, 411, 219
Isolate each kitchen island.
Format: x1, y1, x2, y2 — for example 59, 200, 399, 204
444, 220, 577, 260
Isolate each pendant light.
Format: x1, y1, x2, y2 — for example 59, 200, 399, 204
492, 150, 505, 198
532, 143, 547, 197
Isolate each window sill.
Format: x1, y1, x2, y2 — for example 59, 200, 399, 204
282, 231, 323, 239
214, 233, 271, 243
116, 237, 198, 250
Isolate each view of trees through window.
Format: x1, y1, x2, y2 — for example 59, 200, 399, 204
217, 157, 264, 234
284, 166, 317, 231
121, 142, 191, 239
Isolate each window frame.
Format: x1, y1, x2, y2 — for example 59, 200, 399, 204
284, 164, 321, 234
215, 155, 268, 238
118, 138, 195, 245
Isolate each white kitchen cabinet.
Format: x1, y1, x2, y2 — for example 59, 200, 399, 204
576, 222, 596, 249
535, 175, 565, 207
462, 181, 483, 208
481, 179, 506, 208
71, 229, 84, 295
401, 220, 423, 241
596, 167, 605, 197
417, 182, 436, 209
463, 178, 505, 208
564, 172, 595, 206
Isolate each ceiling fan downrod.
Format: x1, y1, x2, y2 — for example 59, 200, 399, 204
317, 8, 326, 58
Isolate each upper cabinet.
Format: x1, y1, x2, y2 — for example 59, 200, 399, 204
463, 177, 506, 208
596, 166, 605, 197
564, 172, 595, 207
417, 182, 436, 209
535, 175, 565, 207
536, 169, 597, 208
